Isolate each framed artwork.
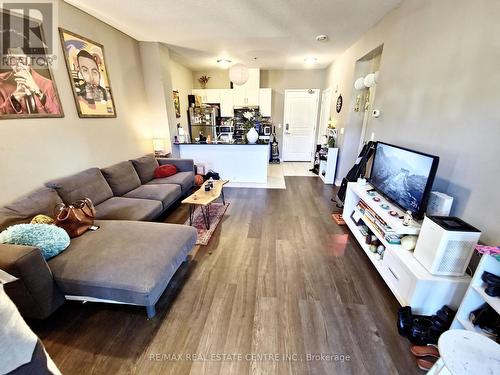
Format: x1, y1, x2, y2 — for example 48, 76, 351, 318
0, 10, 64, 119
336, 94, 343, 113
59, 28, 116, 118
173, 90, 181, 118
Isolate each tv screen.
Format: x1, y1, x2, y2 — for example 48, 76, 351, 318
369, 142, 439, 219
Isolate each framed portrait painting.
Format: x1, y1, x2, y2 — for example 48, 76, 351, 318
173, 90, 181, 118
0, 10, 64, 119
59, 28, 116, 118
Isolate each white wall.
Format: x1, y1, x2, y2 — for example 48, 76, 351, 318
325, 0, 500, 243
260, 70, 326, 154
139, 42, 172, 154
169, 57, 194, 131
192, 69, 231, 89
0, 0, 163, 206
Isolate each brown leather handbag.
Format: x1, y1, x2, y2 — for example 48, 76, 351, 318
54, 198, 96, 238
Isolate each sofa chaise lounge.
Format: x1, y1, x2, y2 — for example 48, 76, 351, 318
0, 154, 197, 318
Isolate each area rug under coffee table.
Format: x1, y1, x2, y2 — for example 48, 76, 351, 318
184, 203, 229, 245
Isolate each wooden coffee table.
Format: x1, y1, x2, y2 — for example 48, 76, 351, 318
182, 180, 228, 230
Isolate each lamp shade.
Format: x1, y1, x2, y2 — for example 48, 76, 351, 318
364, 73, 376, 88
354, 77, 366, 90
229, 63, 249, 86
152, 138, 165, 153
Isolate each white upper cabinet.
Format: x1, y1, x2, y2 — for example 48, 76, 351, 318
205, 89, 221, 104
192, 69, 263, 110
191, 89, 205, 101
219, 89, 234, 117
232, 85, 247, 107
191, 89, 220, 104
232, 68, 260, 107
259, 88, 272, 117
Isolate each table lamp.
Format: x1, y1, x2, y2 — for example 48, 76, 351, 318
152, 138, 165, 156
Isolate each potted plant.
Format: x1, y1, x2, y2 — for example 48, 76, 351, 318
242, 111, 260, 144
197, 75, 210, 89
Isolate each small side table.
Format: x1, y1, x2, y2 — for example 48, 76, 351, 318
181, 180, 228, 230
427, 329, 500, 374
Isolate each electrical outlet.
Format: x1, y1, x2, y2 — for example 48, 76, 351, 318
340, 127, 345, 135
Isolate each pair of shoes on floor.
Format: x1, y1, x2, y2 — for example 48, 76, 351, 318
397, 305, 456, 345
410, 344, 440, 371
482, 271, 500, 297
469, 303, 500, 341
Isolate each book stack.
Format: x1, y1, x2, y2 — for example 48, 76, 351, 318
356, 200, 401, 245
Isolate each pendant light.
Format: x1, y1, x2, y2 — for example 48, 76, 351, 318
229, 63, 249, 86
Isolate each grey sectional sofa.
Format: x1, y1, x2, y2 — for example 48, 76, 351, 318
0, 154, 197, 319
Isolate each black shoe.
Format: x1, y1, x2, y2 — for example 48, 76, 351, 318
485, 285, 500, 297
435, 305, 456, 325
482, 271, 500, 286
408, 316, 434, 345
397, 306, 413, 336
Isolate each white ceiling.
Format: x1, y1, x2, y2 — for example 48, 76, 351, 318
64, 0, 402, 70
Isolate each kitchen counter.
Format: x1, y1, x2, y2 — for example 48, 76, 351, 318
175, 142, 269, 146
176, 143, 268, 183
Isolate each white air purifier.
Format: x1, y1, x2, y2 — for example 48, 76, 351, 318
414, 216, 481, 276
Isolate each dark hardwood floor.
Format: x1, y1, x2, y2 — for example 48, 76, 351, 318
32, 177, 419, 374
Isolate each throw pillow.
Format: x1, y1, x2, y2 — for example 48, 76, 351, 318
0, 224, 70, 260
154, 164, 178, 178
30, 214, 55, 225
194, 174, 204, 186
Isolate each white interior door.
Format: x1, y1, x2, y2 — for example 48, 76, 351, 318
283, 89, 320, 161
317, 88, 332, 144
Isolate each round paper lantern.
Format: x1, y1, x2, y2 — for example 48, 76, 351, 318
229, 63, 249, 86
364, 73, 376, 88
354, 77, 366, 90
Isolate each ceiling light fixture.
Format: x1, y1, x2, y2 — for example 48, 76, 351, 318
304, 57, 318, 65
316, 34, 328, 42
217, 58, 232, 68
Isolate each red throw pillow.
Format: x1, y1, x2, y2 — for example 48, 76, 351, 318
154, 164, 178, 178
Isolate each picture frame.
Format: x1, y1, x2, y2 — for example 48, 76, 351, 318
58, 28, 116, 118
173, 90, 181, 118
0, 10, 64, 119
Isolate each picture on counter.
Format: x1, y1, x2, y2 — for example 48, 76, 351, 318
59, 28, 116, 118
0, 10, 63, 119
173, 90, 181, 118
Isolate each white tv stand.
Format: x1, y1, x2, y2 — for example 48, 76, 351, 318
343, 182, 470, 315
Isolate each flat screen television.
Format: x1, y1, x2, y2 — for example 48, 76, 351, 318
369, 142, 439, 219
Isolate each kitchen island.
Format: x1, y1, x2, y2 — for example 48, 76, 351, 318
176, 143, 269, 183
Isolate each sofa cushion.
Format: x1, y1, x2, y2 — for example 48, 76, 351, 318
48, 220, 197, 306
0, 224, 70, 261
154, 164, 178, 178
123, 184, 181, 210
101, 161, 142, 196
46, 168, 113, 205
130, 154, 159, 184
0, 188, 62, 232
146, 171, 194, 193
94, 197, 162, 221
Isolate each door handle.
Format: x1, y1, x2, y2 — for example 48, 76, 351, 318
285, 123, 289, 131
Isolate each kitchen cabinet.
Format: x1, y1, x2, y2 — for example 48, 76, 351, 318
191, 89, 220, 104
259, 88, 272, 117
219, 89, 234, 117
233, 86, 259, 106
232, 68, 260, 107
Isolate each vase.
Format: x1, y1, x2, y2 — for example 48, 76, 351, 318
246, 127, 259, 144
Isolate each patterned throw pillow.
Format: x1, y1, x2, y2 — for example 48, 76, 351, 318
30, 214, 55, 225
0, 224, 70, 260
